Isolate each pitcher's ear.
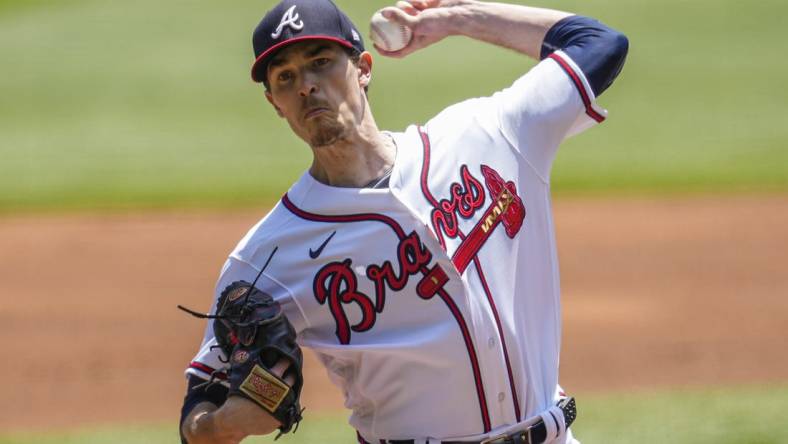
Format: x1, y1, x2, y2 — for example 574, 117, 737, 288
358, 52, 373, 88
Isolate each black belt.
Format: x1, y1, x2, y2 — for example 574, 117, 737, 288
360, 397, 577, 444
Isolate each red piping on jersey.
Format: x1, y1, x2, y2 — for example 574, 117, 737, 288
548, 53, 606, 123
281, 194, 492, 432
425, 265, 491, 432
281, 196, 407, 239
188, 361, 227, 380
419, 130, 447, 251
417, 127, 522, 422
471, 255, 522, 421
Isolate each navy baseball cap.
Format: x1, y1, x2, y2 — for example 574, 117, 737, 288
251, 0, 365, 83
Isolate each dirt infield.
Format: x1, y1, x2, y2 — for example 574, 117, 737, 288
1, 196, 786, 430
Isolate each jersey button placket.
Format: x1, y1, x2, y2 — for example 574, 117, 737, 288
470, 297, 512, 424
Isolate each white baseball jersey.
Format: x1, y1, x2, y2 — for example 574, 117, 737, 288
187, 50, 606, 443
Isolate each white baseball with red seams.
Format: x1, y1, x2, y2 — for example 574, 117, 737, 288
370, 10, 413, 52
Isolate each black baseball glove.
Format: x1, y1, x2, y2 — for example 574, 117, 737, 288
213, 280, 304, 436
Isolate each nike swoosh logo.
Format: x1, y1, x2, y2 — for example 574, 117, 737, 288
309, 231, 337, 259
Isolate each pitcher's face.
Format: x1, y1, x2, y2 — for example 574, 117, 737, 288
265, 41, 371, 148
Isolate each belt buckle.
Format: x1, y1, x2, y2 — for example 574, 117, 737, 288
480, 434, 509, 444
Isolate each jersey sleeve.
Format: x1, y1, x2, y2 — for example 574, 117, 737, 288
184, 256, 308, 383
492, 50, 608, 179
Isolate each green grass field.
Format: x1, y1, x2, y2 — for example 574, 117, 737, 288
2, 385, 787, 444
1, 0, 786, 212
2, 2, 785, 442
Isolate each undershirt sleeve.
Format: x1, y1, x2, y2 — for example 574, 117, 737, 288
540, 15, 629, 97
179, 375, 229, 443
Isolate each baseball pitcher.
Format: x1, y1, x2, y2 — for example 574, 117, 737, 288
179, 1, 628, 443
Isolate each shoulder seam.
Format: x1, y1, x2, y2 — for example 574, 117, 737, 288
490, 113, 551, 185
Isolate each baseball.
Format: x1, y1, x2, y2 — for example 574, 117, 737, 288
369, 10, 413, 52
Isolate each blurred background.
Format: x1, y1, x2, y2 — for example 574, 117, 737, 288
0, 0, 786, 443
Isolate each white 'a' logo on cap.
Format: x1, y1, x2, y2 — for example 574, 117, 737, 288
271, 5, 304, 39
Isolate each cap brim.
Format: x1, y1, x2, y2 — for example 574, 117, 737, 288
251, 36, 355, 83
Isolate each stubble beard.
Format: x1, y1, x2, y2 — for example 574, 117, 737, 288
308, 116, 347, 148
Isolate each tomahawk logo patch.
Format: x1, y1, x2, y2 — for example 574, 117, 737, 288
271, 5, 304, 39
430, 164, 526, 274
